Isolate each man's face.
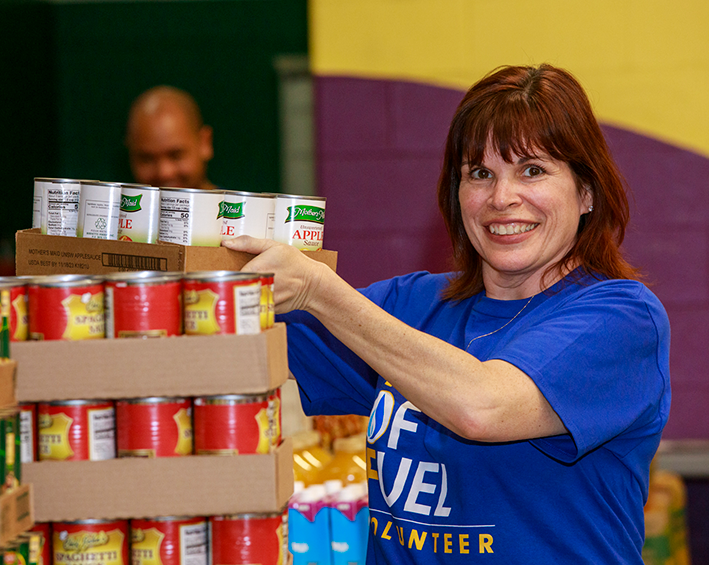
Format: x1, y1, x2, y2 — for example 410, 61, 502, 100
128, 108, 213, 189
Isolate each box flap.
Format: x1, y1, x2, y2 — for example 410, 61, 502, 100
23, 440, 293, 522
0, 360, 16, 409
0, 485, 33, 547
13, 324, 289, 402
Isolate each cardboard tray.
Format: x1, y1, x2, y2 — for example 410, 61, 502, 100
0, 485, 34, 547
0, 360, 16, 409
12, 324, 289, 402
15, 229, 337, 275
23, 440, 293, 522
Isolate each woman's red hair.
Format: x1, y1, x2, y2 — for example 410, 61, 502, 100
438, 64, 638, 300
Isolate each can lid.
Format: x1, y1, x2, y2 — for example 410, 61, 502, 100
183, 271, 261, 283
194, 393, 269, 404
117, 396, 189, 405
81, 180, 123, 189
275, 193, 326, 201
29, 274, 104, 288
34, 177, 82, 184
222, 190, 275, 200
44, 399, 113, 406
103, 271, 183, 284
0, 276, 29, 288
159, 186, 226, 194
119, 183, 158, 190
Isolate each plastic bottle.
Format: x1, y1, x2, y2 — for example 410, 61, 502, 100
317, 434, 367, 485
292, 430, 334, 486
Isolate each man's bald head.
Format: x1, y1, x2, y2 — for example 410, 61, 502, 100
126, 86, 215, 189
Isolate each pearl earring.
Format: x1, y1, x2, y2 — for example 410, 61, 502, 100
588, 206, 594, 212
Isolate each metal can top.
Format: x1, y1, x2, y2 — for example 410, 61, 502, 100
44, 399, 113, 407
0, 276, 29, 289
130, 516, 205, 523
28, 275, 104, 288
117, 397, 190, 405
212, 512, 283, 520
222, 190, 275, 200
81, 181, 123, 189
275, 193, 326, 201
160, 186, 226, 195
182, 271, 261, 283
55, 518, 126, 525
195, 394, 270, 404
34, 177, 82, 184
119, 183, 158, 190
103, 271, 183, 285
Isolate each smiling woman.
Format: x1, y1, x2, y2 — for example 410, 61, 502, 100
222, 64, 671, 564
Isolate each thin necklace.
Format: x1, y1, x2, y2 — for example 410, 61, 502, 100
465, 295, 535, 352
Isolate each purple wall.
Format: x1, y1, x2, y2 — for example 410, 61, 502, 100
315, 75, 709, 440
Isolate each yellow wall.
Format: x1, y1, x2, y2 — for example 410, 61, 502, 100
310, 0, 709, 156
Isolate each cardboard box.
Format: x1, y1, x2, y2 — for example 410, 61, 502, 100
12, 323, 289, 402
0, 360, 16, 409
23, 440, 292, 522
15, 229, 337, 275
0, 485, 33, 547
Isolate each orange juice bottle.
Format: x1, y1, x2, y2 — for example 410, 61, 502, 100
317, 433, 367, 485
292, 430, 333, 486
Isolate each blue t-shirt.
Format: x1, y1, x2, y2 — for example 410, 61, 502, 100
280, 271, 671, 564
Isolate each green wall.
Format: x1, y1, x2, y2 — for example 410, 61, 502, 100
0, 0, 308, 271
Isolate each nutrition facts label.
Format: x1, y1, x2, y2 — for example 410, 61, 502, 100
159, 195, 193, 244
181, 522, 208, 565
46, 188, 80, 236
234, 284, 262, 335
88, 407, 117, 460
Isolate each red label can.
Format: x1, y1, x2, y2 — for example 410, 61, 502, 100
19, 402, 38, 463
104, 272, 183, 338
116, 397, 193, 457
0, 277, 29, 341
193, 394, 277, 455
259, 274, 275, 331
210, 513, 285, 565
38, 400, 116, 461
131, 516, 207, 565
28, 275, 105, 340
30, 522, 52, 565
52, 520, 129, 565
182, 272, 261, 335
268, 388, 281, 449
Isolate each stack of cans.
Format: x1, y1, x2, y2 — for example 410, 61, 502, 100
33, 178, 326, 251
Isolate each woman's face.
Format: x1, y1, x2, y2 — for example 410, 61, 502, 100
459, 148, 592, 299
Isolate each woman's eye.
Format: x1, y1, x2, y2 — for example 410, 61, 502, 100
523, 165, 545, 177
470, 168, 491, 180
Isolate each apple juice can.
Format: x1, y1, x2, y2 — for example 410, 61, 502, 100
76, 181, 123, 239
52, 520, 129, 565
182, 272, 261, 335
38, 178, 82, 237
117, 184, 161, 243
220, 191, 275, 241
273, 194, 325, 250
28, 275, 105, 341
210, 513, 286, 565
104, 272, 183, 338
0, 277, 28, 341
131, 516, 207, 565
19, 402, 37, 463
38, 400, 116, 461
116, 397, 192, 457
193, 394, 279, 455
159, 187, 224, 247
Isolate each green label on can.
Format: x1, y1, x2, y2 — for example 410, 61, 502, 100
120, 194, 143, 213
285, 205, 325, 225
218, 201, 245, 220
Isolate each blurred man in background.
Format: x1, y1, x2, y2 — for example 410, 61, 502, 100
126, 86, 216, 189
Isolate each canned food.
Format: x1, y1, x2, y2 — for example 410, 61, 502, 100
28, 275, 105, 341
0, 277, 28, 341
268, 388, 282, 449
116, 397, 192, 457
258, 274, 275, 331
29, 523, 51, 565
52, 520, 129, 565
19, 403, 37, 464
38, 178, 81, 237
0, 409, 22, 492
38, 400, 116, 461
131, 516, 207, 565
17, 533, 38, 565
159, 187, 224, 247
220, 191, 275, 241
117, 184, 161, 243
210, 513, 286, 565
183, 272, 261, 335
76, 181, 122, 239
272, 194, 325, 250
193, 394, 278, 455
104, 272, 182, 338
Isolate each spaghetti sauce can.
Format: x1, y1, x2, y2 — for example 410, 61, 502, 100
38, 400, 116, 461
52, 520, 129, 565
28, 275, 105, 341
0, 277, 28, 341
19, 402, 38, 463
116, 397, 192, 457
131, 516, 207, 565
104, 272, 183, 338
193, 394, 278, 455
209, 513, 286, 565
29, 523, 52, 565
258, 274, 275, 331
183, 272, 261, 336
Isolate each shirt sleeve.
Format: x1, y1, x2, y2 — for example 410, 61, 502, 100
491, 280, 671, 463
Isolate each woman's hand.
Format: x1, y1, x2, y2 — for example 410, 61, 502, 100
221, 236, 329, 314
